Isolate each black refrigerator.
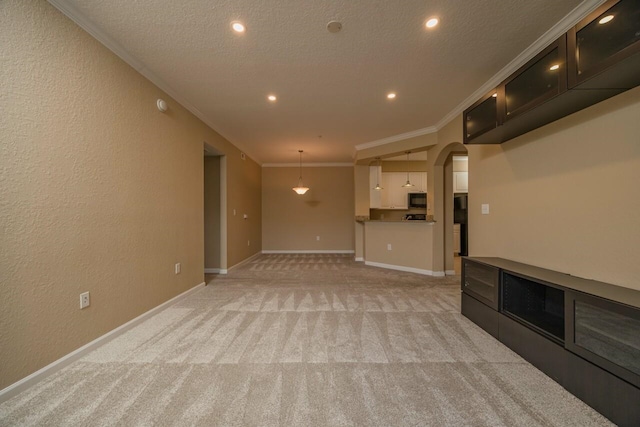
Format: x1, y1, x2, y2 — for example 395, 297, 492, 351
454, 193, 468, 256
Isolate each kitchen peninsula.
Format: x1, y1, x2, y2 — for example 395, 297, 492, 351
358, 218, 440, 276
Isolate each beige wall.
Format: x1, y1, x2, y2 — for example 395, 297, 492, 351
226, 152, 262, 265
262, 166, 355, 251
0, 1, 261, 390
468, 86, 640, 291
364, 222, 434, 273
381, 161, 428, 172
204, 157, 221, 269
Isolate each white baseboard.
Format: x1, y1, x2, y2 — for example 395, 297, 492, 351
0, 281, 205, 403
227, 251, 262, 273
364, 261, 444, 277
204, 268, 220, 274
354, 257, 364, 262
445, 270, 456, 276
262, 250, 355, 254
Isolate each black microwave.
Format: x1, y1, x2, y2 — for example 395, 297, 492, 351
408, 192, 427, 208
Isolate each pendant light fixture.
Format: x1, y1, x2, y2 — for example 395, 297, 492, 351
373, 157, 383, 190
402, 151, 415, 187
292, 150, 310, 195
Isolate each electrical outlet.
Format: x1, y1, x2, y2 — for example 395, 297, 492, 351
80, 292, 90, 309
175, 263, 181, 274
481, 204, 490, 215
316, 236, 320, 241
387, 244, 392, 251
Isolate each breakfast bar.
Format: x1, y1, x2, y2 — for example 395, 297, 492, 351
361, 219, 440, 276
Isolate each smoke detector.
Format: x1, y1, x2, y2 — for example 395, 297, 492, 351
327, 21, 342, 33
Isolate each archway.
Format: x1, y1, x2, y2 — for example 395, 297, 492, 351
431, 142, 467, 275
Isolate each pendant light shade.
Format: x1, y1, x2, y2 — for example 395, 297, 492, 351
402, 151, 415, 187
373, 157, 383, 190
292, 150, 309, 195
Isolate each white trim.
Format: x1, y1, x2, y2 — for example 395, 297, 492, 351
365, 261, 446, 277
445, 270, 457, 276
354, 257, 364, 262
355, 126, 437, 151
47, 0, 257, 164
226, 251, 262, 272
204, 268, 221, 274
262, 250, 355, 254
219, 269, 228, 275
262, 163, 353, 168
0, 281, 206, 403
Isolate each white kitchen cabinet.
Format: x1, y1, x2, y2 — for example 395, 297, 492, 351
453, 223, 461, 254
371, 171, 428, 210
409, 172, 427, 193
381, 173, 409, 209
369, 166, 382, 208
453, 171, 468, 193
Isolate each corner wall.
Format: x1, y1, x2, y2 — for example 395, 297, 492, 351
0, 0, 261, 390
467, 86, 640, 290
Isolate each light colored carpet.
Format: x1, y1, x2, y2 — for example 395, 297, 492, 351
0, 254, 612, 426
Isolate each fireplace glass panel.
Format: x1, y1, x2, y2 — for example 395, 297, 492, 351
502, 272, 565, 342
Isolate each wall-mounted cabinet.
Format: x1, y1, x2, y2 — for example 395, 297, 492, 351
370, 171, 427, 210
568, 0, 640, 90
463, 0, 640, 145
453, 171, 468, 193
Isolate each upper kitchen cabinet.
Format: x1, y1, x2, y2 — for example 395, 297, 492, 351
464, 0, 640, 145
463, 90, 500, 144
567, 0, 640, 90
369, 166, 382, 209
453, 171, 469, 193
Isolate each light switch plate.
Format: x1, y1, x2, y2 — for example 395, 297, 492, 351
481, 204, 490, 215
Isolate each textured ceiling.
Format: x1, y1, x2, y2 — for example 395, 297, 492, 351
51, 0, 586, 163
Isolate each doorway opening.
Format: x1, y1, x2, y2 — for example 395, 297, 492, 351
204, 143, 227, 278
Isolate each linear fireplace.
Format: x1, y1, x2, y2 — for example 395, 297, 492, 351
501, 271, 565, 343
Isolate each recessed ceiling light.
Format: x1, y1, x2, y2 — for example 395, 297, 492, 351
425, 18, 439, 28
267, 95, 277, 102
492, 93, 498, 98
387, 93, 397, 99
549, 64, 560, 71
231, 21, 245, 33
598, 15, 614, 24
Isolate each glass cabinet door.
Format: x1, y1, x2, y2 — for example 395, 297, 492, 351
566, 292, 640, 388
463, 91, 498, 143
503, 36, 567, 121
462, 259, 500, 310
569, 0, 640, 87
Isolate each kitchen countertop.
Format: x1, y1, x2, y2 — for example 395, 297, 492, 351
355, 216, 435, 224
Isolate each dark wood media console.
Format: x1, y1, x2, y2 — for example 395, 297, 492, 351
461, 257, 640, 426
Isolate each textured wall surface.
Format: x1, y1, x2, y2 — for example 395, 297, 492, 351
0, 0, 260, 389
262, 167, 354, 251
468, 86, 640, 290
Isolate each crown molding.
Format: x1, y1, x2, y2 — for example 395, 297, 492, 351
357, 0, 606, 153
262, 162, 353, 168
354, 126, 438, 151
47, 0, 258, 163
